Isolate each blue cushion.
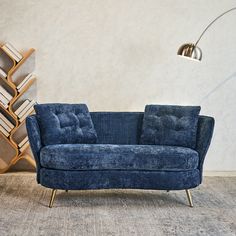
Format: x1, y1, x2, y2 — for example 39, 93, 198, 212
40, 144, 199, 171
140, 105, 201, 148
34, 104, 97, 145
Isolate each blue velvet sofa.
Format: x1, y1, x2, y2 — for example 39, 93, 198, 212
26, 104, 214, 208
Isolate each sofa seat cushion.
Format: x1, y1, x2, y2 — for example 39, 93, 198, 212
40, 144, 199, 171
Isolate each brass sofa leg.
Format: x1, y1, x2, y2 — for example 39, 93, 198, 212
185, 189, 193, 207
49, 189, 57, 208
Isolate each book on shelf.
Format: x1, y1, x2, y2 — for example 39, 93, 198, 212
0, 125, 9, 137
0, 93, 9, 105
14, 99, 30, 116
18, 136, 28, 148
0, 85, 13, 101
19, 140, 29, 153
18, 100, 36, 118
0, 100, 8, 109
19, 105, 35, 122
0, 118, 12, 132
17, 74, 36, 92
2, 43, 23, 62
0, 67, 7, 79
0, 113, 14, 129
2, 45, 21, 62
5, 43, 23, 60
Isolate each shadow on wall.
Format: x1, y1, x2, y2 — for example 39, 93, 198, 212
198, 72, 236, 103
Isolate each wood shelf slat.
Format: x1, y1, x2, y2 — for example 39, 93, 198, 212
0, 44, 36, 173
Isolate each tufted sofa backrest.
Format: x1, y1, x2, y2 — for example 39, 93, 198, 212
34, 104, 97, 145
140, 105, 201, 149
33, 105, 207, 148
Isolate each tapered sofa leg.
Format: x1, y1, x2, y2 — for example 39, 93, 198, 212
65, 190, 68, 193
185, 189, 193, 207
49, 189, 57, 208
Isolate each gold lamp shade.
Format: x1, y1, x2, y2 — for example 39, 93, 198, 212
177, 7, 236, 61
177, 43, 202, 61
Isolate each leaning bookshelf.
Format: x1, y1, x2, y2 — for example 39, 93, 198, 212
0, 42, 36, 173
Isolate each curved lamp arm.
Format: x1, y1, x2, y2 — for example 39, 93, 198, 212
195, 7, 236, 46
177, 7, 236, 61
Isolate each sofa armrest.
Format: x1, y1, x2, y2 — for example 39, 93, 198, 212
195, 116, 215, 181
26, 115, 43, 183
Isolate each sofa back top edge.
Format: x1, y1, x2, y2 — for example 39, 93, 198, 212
29, 113, 214, 146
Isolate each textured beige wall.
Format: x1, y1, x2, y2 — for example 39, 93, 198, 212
0, 0, 236, 171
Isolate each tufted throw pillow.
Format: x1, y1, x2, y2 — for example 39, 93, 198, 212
140, 105, 201, 149
35, 103, 97, 146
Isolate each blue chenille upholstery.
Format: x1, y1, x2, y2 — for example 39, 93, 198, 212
195, 116, 215, 183
26, 115, 42, 183
26, 105, 214, 193
34, 104, 97, 146
90, 112, 143, 144
140, 105, 201, 148
40, 144, 199, 171
40, 168, 200, 190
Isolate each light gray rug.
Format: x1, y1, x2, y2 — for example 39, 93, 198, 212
0, 174, 235, 236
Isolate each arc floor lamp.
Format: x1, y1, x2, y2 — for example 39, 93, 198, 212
177, 7, 236, 61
